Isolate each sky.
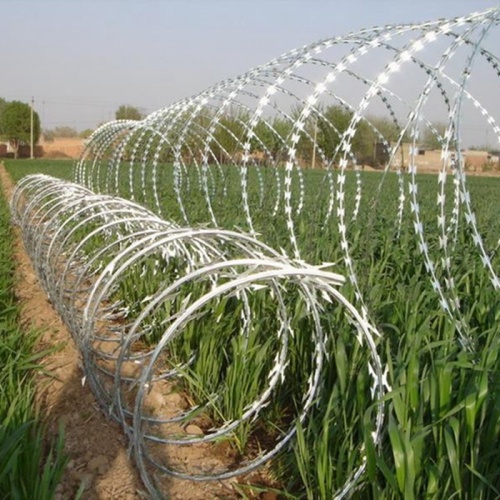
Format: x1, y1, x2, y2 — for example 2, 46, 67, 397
2, 0, 499, 145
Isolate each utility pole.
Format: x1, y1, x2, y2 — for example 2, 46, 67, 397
311, 117, 318, 169
30, 96, 34, 159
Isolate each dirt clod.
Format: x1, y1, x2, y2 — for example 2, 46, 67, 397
88, 455, 110, 475
262, 492, 279, 500
185, 424, 204, 436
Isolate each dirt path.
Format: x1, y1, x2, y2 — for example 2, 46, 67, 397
0, 164, 145, 499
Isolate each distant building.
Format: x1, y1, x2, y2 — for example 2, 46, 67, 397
462, 149, 499, 171
388, 143, 449, 172
386, 143, 499, 173
0, 141, 43, 158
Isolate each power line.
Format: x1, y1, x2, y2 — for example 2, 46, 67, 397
2, 93, 145, 109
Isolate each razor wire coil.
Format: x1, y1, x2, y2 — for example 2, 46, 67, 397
12, 174, 386, 498
75, 7, 500, 355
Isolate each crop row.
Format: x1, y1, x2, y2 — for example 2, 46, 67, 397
0, 174, 67, 499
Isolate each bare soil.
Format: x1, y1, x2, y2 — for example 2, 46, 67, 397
39, 138, 84, 159
0, 164, 279, 499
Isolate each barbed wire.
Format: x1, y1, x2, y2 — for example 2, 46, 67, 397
75, 8, 500, 355
11, 174, 385, 497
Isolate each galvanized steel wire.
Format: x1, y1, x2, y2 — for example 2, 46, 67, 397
75, 7, 500, 352
11, 174, 385, 498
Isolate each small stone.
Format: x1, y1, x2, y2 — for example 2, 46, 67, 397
164, 392, 182, 406
144, 389, 164, 412
88, 455, 109, 474
185, 424, 204, 436
261, 492, 278, 500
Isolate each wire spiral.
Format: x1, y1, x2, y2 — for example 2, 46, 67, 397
75, 8, 500, 353
11, 174, 385, 497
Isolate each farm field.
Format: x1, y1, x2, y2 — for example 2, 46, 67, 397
4, 159, 74, 183
2, 1, 500, 498
5, 158, 500, 498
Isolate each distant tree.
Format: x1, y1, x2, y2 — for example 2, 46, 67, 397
79, 128, 94, 139
0, 101, 40, 158
0, 98, 9, 140
0, 97, 7, 125
42, 129, 55, 142
267, 117, 294, 160
352, 115, 408, 168
422, 122, 449, 149
367, 115, 405, 143
250, 119, 275, 154
52, 126, 78, 138
210, 113, 247, 163
315, 105, 374, 164
115, 105, 143, 121
316, 105, 353, 160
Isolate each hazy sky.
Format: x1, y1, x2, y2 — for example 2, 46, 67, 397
2, 0, 499, 140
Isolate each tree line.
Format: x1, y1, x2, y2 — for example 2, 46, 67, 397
173, 106, 406, 168
43, 106, 145, 142
1, 98, 489, 164
123, 106, 495, 168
